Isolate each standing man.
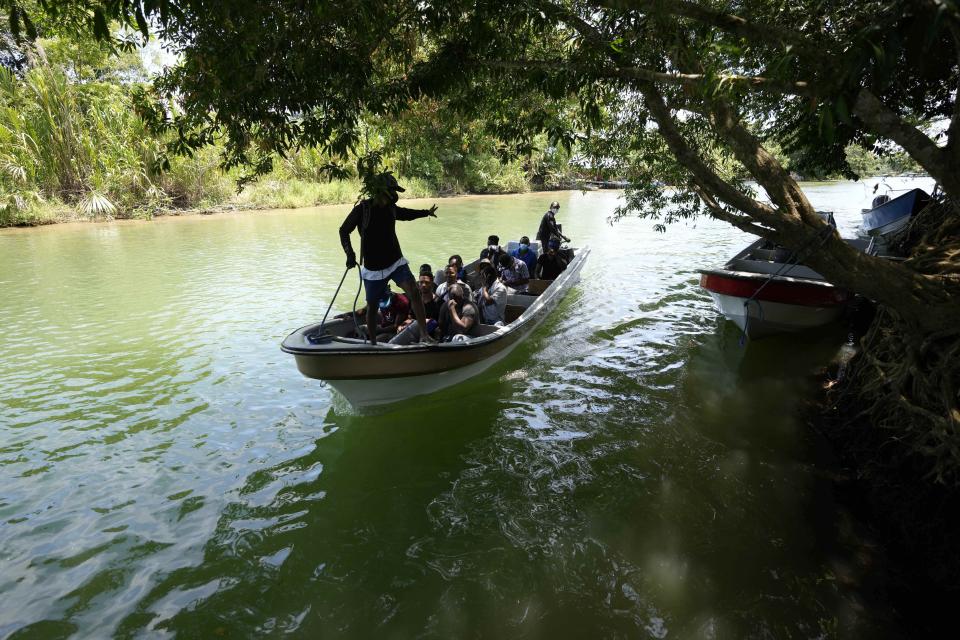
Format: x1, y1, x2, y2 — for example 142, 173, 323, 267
339, 171, 437, 345
536, 201, 570, 249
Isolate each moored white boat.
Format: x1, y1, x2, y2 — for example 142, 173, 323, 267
282, 245, 589, 407
698, 237, 859, 339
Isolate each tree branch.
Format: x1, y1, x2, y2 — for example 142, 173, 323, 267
595, 0, 828, 60
705, 98, 821, 225
853, 88, 953, 190
638, 81, 782, 227
944, 19, 960, 159
689, 182, 778, 238
479, 59, 815, 97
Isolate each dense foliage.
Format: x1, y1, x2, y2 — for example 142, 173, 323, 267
0, 12, 586, 225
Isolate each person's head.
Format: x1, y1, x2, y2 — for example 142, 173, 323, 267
498, 253, 513, 269
365, 171, 405, 205
480, 248, 491, 260
419, 263, 433, 277
479, 261, 496, 285
548, 238, 560, 254
444, 264, 458, 283
448, 283, 464, 304
486, 235, 499, 247
518, 235, 530, 253
448, 255, 463, 269
549, 201, 560, 212
378, 291, 394, 309
418, 272, 434, 295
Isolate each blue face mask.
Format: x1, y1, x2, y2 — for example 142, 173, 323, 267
519, 243, 529, 252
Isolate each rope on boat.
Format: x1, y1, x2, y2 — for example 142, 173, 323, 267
311, 198, 371, 345
740, 224, 834, 345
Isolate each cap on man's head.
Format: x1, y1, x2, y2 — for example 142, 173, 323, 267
419, 263, 433, 276
383, 172, 405, 192
487, 235, 499, 245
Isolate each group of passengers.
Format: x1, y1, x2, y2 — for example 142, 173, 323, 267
338, 169, 570, 345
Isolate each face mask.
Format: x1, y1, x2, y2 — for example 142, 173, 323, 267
519, 243, 529, 252
488, 245, 498, 253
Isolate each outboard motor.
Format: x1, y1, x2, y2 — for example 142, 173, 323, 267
871, 194, 891, 209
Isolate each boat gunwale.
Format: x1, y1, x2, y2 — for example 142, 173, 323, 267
697, 267, 838, 288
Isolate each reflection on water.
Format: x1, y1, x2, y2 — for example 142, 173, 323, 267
0, 179, 933, 637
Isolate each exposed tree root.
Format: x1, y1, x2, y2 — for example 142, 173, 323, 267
818, 196, 960, 627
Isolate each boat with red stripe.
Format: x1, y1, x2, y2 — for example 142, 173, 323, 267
698, 231, 866, 339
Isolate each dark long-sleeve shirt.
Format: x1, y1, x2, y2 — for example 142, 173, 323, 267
339, 200, 431, 271
536, 211, 563, 244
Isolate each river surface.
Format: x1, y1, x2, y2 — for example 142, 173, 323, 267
0, 178, 935, 638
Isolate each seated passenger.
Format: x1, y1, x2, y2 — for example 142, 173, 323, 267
436, 264, 473, 304
438, 283, 479, 342
498, 252, 530, 293
390, 272, 442, 345
481, 234, 507, 265
376, 289, 410, 340
475, 262, 508, 325
449, 254, 466, 281
339, 289, 410, 340
535, 239, 568, 280
511, 235, 538, 275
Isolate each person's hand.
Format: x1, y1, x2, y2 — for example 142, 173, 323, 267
427, 204, 438, 218
447, 299, 457, 311
563, 235, 570, 243
346, 252, 357, 269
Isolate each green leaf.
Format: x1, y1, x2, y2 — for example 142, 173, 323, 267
834, 96, 849, 124
135, 7, 149, 38
8, 4, 21, 39
93, 8, 110, 40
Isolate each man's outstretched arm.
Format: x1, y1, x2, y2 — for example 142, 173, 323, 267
395, 204, 438, 221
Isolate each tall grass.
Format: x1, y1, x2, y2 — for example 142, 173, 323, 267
0, 45, 572, 227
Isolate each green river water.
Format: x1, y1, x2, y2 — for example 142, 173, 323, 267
0, 179, 935, 638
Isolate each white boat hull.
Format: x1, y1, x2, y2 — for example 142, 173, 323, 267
327, 331, 527, 407
707, 291, 844, 339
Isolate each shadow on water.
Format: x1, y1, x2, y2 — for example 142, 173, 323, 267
112, 392, 507, 638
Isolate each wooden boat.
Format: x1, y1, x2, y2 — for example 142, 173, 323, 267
281, 245, 589, 407
859, 188, 930, 237
698, 236, 862, 339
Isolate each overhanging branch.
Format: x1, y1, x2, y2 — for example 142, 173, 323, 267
639, 81, 782, 227
479, 59, 815, 97
690, 182, 777, 238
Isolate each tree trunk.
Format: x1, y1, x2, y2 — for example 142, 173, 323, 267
853, 89, 960, 202
783, 222, 960, 338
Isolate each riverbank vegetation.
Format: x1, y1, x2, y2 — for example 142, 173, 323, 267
0, 19, 581, 227
0, 11, 924, 228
